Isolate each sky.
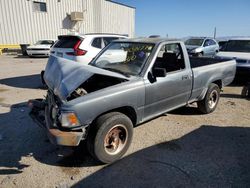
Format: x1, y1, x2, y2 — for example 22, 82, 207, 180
114, 0, 250, 38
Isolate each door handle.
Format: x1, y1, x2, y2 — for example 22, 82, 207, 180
182, 75, 189, 80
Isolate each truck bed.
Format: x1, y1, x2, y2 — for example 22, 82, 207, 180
189, 58, 236, 103
190, 57, 228, 68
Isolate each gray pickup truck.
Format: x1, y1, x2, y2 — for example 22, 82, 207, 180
29, 38, 236, 163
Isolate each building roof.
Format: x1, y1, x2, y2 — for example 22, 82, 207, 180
106, 0, 136, 9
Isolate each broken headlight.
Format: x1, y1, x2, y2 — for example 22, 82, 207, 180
59, 112, 80, 127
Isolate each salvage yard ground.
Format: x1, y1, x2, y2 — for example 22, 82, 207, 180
0, 54, 250, 187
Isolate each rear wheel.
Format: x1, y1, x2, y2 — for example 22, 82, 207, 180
197, 83, 220, 114
87, 112, 133, 164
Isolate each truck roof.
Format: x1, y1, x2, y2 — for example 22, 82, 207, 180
117, 37, 180, 45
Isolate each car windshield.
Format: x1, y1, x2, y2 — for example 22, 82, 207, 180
35, 40, 54, 45
222, 40, 250, 52
185, 39, 204, 46
90, 42, 155, 76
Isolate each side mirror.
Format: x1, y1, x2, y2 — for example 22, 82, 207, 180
153, 68, 166, 77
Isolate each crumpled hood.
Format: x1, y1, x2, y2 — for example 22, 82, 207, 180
44, 55, 129, 101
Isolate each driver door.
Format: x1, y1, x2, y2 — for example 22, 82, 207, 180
143, 42, 192, 120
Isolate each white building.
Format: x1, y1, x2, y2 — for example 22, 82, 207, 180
0, 0, 135, 44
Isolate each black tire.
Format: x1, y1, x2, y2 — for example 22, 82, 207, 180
241, 85, 248, 97
197, 52, 203, 57
41, 70, 45, 85
87, 112, 133, 164
197, 83, 220, 114
241, 83, 250, 98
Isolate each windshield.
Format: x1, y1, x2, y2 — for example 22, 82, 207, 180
222, 40, 250, 52
185, 39, 204, 46
90, 42, 155, 76
35, 40, 54, 45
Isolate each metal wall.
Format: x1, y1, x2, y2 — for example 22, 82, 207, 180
82, 0, 135, 36
0, 0, 135, 44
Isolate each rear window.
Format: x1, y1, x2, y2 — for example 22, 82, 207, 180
54, 36, 81, 48
185, 39, 204, 46
103, 37, 119, 46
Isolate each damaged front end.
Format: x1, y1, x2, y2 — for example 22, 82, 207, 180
43, 55, 129, 102
29, 55, 129, 146
28, 91, 86, 146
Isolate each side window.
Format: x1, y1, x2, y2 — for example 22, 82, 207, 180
210, 39, 216, 45
103, 37, 119, 46
204, 40, 210, 47
92, 38, 102, 49
154, 43, 185, 73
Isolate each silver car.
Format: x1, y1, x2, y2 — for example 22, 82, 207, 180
185, 37, 219, 57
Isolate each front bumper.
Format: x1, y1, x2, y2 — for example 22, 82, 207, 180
26, 49, 50, 56
28, 99, 85, 146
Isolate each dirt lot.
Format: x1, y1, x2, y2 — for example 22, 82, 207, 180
0, 54, 250, 188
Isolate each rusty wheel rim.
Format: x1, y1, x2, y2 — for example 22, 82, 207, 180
104, 124, 128, 155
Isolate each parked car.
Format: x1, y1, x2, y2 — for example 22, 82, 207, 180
215, 38, 250, 80
185, 37, 219, 57
26, 40, 55, 57
50, 33, 128, 64
29, 38, 236, 164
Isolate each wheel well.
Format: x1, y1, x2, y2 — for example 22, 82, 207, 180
112, 107, 137, 126
94, 106, 137, 126
212, 80, 222, 89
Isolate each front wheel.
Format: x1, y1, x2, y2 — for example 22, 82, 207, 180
87, 112, 133, 164
197, 83, 220, 114
197, 52, 203, 57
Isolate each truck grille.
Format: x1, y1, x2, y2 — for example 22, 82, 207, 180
45, 90, 61, 128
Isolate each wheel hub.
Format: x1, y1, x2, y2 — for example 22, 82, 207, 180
208, 90, 218, 109
104, 125, 128, 155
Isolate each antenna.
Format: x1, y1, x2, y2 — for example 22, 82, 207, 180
213, 27, 217, 39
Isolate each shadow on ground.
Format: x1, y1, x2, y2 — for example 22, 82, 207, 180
0, 101, 250, 186
72, 125, 250, 187
169, 106, 202, 115
0, 102, 100, 176
0, 74, 44, 89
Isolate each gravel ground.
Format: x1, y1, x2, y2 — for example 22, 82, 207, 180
0, 54, 250, 188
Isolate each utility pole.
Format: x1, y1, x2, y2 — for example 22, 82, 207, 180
213, 27, 217, 39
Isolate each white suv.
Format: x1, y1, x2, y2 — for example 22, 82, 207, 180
50, 33, 128, 64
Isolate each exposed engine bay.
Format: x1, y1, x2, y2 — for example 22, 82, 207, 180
67, 74, 128, 100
